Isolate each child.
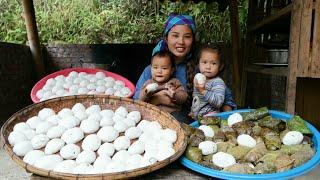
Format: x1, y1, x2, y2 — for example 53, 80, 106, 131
139, 50, 188, 121
191, 45, 226, 118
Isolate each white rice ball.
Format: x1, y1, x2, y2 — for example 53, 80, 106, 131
13, 122, 30, 132
128, 140, 145, 155
46, 115, 60, 125
146, 83, 158, 93
121, 87, 132, 97
36, 89, 45, 99
198, 125, 214, 138
97, 142, 115, 157
72, 103, 86, 113
112, 114, 125, 122
59, 116, 79, 129
60, 144, 80, 160
237, 134, 257, 148
46, 78, 56, 86
97, 126, 119, 142
282, 131, 304, 145
78, 87, 89, 94
126, 154, 143, 170
13, 141, 33, 156
114, 136, 131, 151
36, 121, 54, 134
114, 120, 129, 133
144, 121, 162, 134
212, 152, 236, 168
123, 118, 136, 127
93, 155, 112, 173
73, 110, 88, 121
38, 108, 55, 120
23, 150, 45, 165
125, 127, 142, 140
55, 75, 65, 82
115, 106, 128, 117
161, 129, 177, 143
100, 109, 114, 118
58, 108, 73, 118
61, 127, 84, 144
80, 119, 100, 134
156, 147, 175, 161
198, 141, 217, 155
86, 105, 101, 115
44, 138, 65, 155
96, 86, 106, 93
95, 72, 106, 79
26, 116, 42, 129
194, 73, 206, 85
227, 112, 243, 127
127, 111, 141, 123
54, 160, 77, 173
69, 85, 79, 94
112, 150, 130, 164
76, 150, 96, 164
34, 155, 63, 170
79, 79, 90, 87
8, 131, 27, 146
31, 134, 49, 149
82, 134, 101, 151
68, 71, 79, 77
105, 88, 115, 95
137, 120, 151, 131
73, 163, 94, 174
97, 79, 106, 86
21, 129, 36, 140
100, 116, 114, 127
88, 113, 102, 122
46, 125, 66, 139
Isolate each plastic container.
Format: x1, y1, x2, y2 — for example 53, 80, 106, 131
180, 109, 320, 180
30, 68, 135, 103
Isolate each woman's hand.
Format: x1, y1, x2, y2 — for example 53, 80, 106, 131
150, 90, 175, 106
193, 78, 206, 95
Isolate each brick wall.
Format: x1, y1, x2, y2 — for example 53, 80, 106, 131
0, 42, 35, 124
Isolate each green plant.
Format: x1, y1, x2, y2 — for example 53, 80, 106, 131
0, 0, 248, 44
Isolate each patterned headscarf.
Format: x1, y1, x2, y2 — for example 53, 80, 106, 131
152, 14, 196, 56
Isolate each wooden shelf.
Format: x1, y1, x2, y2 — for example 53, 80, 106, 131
249, 4, 292, 32
246, 65, 288, 77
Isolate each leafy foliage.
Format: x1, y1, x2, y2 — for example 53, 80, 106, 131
0, 0, 247, 44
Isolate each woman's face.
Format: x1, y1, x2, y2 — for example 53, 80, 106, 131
151, 56, 174, 83
166, 25, 193, 63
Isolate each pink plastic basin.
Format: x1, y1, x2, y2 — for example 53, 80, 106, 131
30, 68, 135, 103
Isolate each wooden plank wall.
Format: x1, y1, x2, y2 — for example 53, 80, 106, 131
311, 0, 320, 78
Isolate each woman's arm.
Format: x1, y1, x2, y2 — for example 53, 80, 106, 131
133, 65, 152, 100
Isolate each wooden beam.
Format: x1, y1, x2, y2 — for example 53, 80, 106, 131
229, 0, 241, 106
22, 0, 45, 78
286, 0, 303, 114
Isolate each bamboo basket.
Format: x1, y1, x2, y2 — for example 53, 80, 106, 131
0, 95, 187, 179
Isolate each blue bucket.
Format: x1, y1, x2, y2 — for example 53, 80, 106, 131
180, 109, 320, 180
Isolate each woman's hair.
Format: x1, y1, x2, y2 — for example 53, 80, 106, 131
151, 50, 175, 68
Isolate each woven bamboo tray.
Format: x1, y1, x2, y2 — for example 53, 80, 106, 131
1, 95, 187, 179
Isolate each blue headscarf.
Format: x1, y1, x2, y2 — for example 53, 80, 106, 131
152, 14, 196, 56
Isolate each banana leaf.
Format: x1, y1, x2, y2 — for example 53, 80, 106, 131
232, 120, 255, 135
291, 149, 315, 167
188, 128, 205, 147
227, 145, 252, 160
258, 116, 286, 132
241, 107, 269, 121
254, 162, 276, 174
181, 123, 195, 137
203, 154, 213, 163
198, 116, 221, 125
275, 154, 294, 172
223, 163, 254, 174
221, 120, 234, 133
287, 116, 312, 135
244, 142, 268, 163
252, 125, 262, 136
217, 141, 236, 153
185, 145, 203, 163
199, 161, 222, 170
263, 131, 281, 151
280, 144, 313, 155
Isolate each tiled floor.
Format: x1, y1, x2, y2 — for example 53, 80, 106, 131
0, 146, 319, 180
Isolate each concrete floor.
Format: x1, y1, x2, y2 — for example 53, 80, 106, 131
0, 146, 319, 180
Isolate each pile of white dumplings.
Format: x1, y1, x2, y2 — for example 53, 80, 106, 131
36, 71, 132, 101
8, 103, 177, 174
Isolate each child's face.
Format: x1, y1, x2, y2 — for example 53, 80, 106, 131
151, 56, 174, 83
199, 50, 222, 79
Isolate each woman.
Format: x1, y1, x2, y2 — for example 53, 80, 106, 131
133, 14, 236, 123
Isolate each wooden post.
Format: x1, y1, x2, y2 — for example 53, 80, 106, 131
229, 0, 242, 105
22, 0, 45, 78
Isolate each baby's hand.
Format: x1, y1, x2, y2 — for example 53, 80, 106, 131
193, 78, 205, 95
164, 83, 175, 98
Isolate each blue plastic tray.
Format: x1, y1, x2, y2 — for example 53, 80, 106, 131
180, 109, 320, 180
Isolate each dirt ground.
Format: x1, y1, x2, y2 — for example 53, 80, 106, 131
0, 145, 319, 180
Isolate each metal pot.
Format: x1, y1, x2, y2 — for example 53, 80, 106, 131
268, 49, 288, 64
